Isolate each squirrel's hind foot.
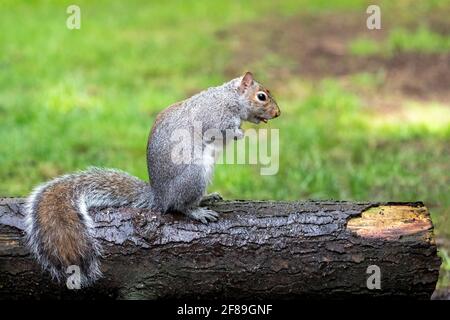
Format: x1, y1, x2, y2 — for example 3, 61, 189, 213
186, 207, 219, 224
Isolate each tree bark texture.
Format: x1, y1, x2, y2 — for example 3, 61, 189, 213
0, 197, 441, 299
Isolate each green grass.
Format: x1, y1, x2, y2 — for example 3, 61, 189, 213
438, 248, 450, 288
350, 25, 450, 56
0, 0, 307, 194
1, 0, 450, 282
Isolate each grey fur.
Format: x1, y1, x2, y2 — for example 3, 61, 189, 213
25, 74, 279, 287
148, 76, 258, 218
25, 168, 152, 287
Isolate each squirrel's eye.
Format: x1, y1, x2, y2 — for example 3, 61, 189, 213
256, 92, 267, 102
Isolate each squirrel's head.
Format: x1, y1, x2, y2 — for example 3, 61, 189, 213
237, 71, 280, 124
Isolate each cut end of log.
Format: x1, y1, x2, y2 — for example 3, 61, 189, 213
347, 205, 434, 241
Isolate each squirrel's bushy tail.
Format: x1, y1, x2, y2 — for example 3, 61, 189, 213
24, 167, 153, 287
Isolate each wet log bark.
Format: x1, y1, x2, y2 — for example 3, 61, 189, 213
0, 197, 441, 299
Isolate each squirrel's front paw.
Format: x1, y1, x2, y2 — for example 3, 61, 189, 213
186, 208, 219, 224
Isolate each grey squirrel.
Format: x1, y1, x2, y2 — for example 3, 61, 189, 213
24, 72, 280, 287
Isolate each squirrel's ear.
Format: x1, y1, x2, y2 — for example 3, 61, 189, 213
238, 71, 254, 93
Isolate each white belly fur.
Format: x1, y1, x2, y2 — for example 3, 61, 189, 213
202, 143, 220, 185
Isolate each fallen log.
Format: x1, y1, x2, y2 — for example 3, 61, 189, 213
0, 197, 441, 299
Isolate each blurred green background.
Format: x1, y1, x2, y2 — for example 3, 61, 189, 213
0, 0, 449, 287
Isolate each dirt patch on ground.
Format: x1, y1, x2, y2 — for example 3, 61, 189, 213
221, 12, 450, 104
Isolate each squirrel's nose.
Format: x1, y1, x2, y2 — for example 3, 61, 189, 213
272, 107, 280, 118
